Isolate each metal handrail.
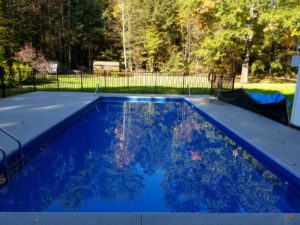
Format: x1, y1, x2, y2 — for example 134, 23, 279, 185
0, 127, 23, 165
95, 83, 100, 96
0, 147, 8, 181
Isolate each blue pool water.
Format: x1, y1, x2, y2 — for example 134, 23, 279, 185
0, 99, 300, 212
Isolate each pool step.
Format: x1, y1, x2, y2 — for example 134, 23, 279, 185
0, 127, 23, 184
0, 174, 6, 185
7, 158, 23, 179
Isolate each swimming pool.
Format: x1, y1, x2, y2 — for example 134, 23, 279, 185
0, 97, 299, 212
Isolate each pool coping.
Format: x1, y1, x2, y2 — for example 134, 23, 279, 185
0, 212, 299, 225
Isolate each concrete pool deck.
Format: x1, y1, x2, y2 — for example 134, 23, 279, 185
0, 92, 98, 157
0, 91, 300, 225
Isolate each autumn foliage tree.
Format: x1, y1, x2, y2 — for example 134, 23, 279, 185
15, 43, 49, 73
0, 0, 299, 76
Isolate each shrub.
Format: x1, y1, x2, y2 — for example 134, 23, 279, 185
160, 52, 185, 74
251, 60, 265, 75
270, 60, 283, 76
12, 64, 33, 82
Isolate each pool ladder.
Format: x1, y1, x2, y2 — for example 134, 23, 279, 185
0, 127, 23, 185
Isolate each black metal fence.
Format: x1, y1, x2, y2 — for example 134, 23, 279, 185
0, 68, 235, 98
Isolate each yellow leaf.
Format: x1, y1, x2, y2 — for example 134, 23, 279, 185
291, 28, 299, 37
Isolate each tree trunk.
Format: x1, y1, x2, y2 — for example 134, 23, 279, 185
68, 0, 71, 69
240, 39, 250, 84
121, 0, 127, 71
127, 13, 132, 71
60, 1, 65, 68
88, 45, 91, 71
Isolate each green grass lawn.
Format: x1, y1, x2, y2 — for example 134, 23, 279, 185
1, 74, 216, 97
34, 74, 214, 95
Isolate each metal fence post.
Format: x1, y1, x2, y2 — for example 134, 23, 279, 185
56, 72, 60, 91
216, 74, 223, 97
154, 72, 157, 94
208, 71, 216, 95
18, 67, 23, 94
127, 72, 129, 93
104, 71, 107, 92
210, 79, 213, 95
231, 66, 237, 91
182, 74, 185, 94
0, 66, 5, 98
80, 71, 84, 92
18, 66, 23, 94
33, 72, 36, 92
231, 73, 236, 91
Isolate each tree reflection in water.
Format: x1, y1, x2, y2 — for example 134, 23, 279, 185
0, 101, 299, 212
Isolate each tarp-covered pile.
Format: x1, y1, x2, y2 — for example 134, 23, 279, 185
218, 89, 290, 125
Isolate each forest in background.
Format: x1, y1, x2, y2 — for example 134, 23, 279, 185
0, 0, 300, 77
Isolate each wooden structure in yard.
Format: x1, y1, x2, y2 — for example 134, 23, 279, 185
47, 61, 58, 74
93, 61, 120, 72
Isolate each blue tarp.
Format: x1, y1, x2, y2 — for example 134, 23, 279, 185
219, 89, 290, 124
249, 92, 291, 107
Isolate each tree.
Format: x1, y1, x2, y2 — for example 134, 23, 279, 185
258, 0, 300, 75
144, 26, 163, 71
197, 0, 300, 78
0, 0, 18, 78
15, 43, 49, 72
1, 0, 299, 75
121, 0, 127, 70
